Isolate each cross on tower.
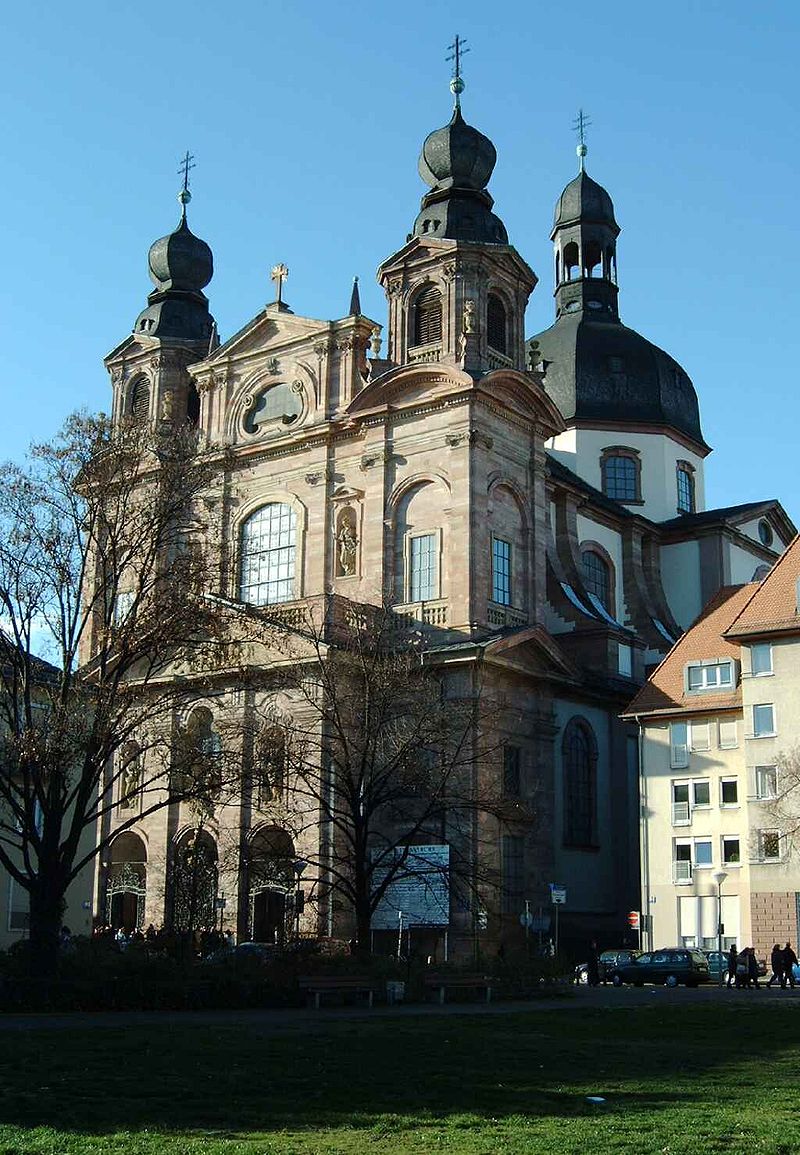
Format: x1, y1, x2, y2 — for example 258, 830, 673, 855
178, 151, 195, 193
271, 263, 289, 306
446, 34, 469, 107
572, 109, 592, 171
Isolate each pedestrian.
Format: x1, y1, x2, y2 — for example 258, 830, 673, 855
783, 942, 798, 988
747, 946, 760, 989
767, 943, 784, 988
586, 939, 600, 987
727, 944, 738, 988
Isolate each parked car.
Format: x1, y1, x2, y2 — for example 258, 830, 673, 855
703, 950, 766, 981
610, 948, 711, 988
575, 949, 641, 984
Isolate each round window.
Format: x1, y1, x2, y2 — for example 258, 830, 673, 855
758, 519, 773, 548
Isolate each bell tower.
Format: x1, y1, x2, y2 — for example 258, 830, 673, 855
378, 45, 536, 376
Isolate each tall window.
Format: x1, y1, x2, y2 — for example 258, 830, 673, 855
487, 294, 507, 354
240, 503, 297, 605
676, 464, 695, 513
601, 452, 640, 502
563, 718, 597, 847
409, 533, 437, 601
129, 379, 150, 421
413, 285, 442, 346
581, 549, 612, 612
491, 537, 512, 605
750, 643, 773, 676
753, 703, 775, 737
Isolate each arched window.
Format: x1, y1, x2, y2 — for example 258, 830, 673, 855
239, 503, 297, 605
183, 707, 223, 804
413, 285, 442, 346
563, 718, 598, 848
676, 463, 695, 513
186, 383, 200, 426
581, 549, 612, 614
563, 242, 580, 282
583, 241, 603, 279
487, 294, 507, 354
171, 829, 218, 933
601, 449, 641, 503
246, 826, 295, 945
129, 378, 150, 421
106, 832, 147, 932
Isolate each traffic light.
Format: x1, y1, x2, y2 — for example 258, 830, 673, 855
627, 910, 640, 930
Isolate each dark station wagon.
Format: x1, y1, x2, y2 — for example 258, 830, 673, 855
611, 948, 711, 988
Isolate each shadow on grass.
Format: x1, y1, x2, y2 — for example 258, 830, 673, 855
0, 1005, 795, 1140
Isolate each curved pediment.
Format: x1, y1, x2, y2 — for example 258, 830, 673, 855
346, 362, 474, 418
476, 369, 566, 438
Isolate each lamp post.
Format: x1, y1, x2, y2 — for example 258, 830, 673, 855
713, 870, 728, 987
293, 858, 307, 945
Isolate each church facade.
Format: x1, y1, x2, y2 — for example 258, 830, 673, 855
88, 79, 793, 957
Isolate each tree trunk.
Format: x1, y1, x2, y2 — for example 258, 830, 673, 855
28, 878, 67, 979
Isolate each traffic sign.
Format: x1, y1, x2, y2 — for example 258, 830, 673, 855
549, 883, 567, 905
627, 910, 640, 930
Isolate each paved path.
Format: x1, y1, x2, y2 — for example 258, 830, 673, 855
2, 982, 799, 1032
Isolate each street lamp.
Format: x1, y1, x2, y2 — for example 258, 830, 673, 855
713, 870, 728, 987
293, 858, 307, 944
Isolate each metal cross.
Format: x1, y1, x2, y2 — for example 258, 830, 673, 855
178, 150, 195, 194
271, 263, 289, 306
446, 34, 469, 107
572, 109, 591, 171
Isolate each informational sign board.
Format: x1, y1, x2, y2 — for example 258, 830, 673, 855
371, 845, 450, 929
549, 883, 567, 905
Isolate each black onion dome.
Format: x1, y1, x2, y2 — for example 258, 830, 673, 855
553, 171, 618, 232
529, 315, 707, 449
148, 215, 213, 293
419, 107, 497, 191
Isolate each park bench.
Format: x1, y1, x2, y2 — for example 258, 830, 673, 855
298, 975, 378, 1009
423, 973, 493, 1005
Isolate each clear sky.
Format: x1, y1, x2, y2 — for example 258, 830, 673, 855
1, 0, 798, 521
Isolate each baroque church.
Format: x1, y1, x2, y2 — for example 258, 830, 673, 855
93, 72, 794, 956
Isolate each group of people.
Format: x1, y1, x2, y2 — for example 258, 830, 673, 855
725, 942, 798, 989
765, 942, 798, 989
90, 922, 235, 959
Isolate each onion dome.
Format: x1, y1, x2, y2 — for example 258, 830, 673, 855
134, 189, 216, 345
553, 171, 618, 233
418, 107, 497, 192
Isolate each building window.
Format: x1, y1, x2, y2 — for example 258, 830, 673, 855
408, 533, 438, 602
718, 720, 738, 749
503, 745, 521, 798
491, 537, 512, 606
689, 721, 710, 752
722, 836, 740, 865
581, 549, 612, 613
750, 643, 773, 676
752, 704, 775, 737
720, 778, 739, 806
600, 449, 641, 502
129, 378, 150, 421
686, 660, 734, 692
672, 782, 690, 825
7, 880, 30, 932
694, 839, 713, 867
673, 840, 692, 883
413, 285, 442, 346
670, 721, 689, 769
759, 830, 781, 862
239, 503, 297, 606
618, 643, 633, 678
755, 765, 777, 800
692, 779, 710, 808
487, 294, 507, 354
563, 718, 597, 848
676, 463, 695, 513
501, 834, 524, 914
758, 519, 774, 547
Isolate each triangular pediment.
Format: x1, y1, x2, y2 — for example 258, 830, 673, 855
483, 625, 580, 683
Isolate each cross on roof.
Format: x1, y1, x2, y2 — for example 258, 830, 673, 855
572, 110, 591, 171
270, 263, 289, 306
178, 151, 195, 194
446, 34, 469, 107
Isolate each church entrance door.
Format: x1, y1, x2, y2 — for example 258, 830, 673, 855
252, 888, 286, 945
110, 890, 140, 933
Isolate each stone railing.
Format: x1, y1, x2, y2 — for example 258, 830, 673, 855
486, 604, 528, 629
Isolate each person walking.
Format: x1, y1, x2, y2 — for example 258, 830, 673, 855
747, 947, 760, 989
727, 944, 738, 989
783, 942, 798, 988
767, 943, 784, 988
586, 939, 601, 987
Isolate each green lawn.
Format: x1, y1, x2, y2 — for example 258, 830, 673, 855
1, 1004, 799, 1153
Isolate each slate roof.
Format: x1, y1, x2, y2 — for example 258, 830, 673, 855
545, 454, 635, 519
622, 584, 753, 719
659, 501, 775, 531
725, 533, 800, 639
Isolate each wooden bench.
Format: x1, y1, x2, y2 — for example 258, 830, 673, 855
298, 975, 378, 1010
423, 974, 493, 1005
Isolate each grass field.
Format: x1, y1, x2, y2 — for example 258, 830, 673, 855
1, 1003, 799, 1153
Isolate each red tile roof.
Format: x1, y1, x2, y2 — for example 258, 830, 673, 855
725, 533, 800, 638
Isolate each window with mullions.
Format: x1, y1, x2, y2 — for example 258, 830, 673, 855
239, 503, 297, 605
413, 285, 442, 346
601, 453, 640, 502
563, 718, 598, 847
409, 533, 437, 602
487, 294, 507, 354
581, 549, 612, 612
676, 464, 695, 513
491, 537, 512, 605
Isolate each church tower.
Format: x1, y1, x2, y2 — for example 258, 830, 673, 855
378, 54, 536, 376
105, 163, 216, 431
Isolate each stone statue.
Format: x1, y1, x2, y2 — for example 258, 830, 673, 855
463, 298, 476, 334
336, 513, 358, 576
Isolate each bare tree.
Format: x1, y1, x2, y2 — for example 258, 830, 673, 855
759, 745, 800, 855
0, 412, 231, 975
244, 602, 531, 955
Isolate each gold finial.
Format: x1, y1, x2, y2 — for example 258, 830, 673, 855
572, 110, 591, 172
270, 263, 289, 306
446, 34, 469, 109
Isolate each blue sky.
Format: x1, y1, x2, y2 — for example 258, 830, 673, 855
1, 0, 798, 520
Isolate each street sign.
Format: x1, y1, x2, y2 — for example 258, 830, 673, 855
520, 911, 533, 929
627, 910, 640, 930
549, 883, 567, 905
